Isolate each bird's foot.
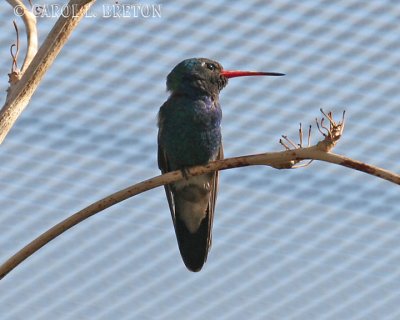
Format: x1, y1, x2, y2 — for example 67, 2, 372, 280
181, 168, 191, 180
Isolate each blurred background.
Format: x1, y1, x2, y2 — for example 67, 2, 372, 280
0, 1, 399, 319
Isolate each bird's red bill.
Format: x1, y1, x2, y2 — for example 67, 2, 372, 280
220, 70, 285, 78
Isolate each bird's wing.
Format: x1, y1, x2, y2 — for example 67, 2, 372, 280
158, 141, 177, 224
206, 145, 223, 247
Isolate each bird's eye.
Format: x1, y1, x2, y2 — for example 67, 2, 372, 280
206, 63, 216, 71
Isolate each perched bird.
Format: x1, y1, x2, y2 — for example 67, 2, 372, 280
158, 58, 284, 271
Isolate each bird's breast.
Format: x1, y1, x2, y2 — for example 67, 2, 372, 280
159, 95, 222, 168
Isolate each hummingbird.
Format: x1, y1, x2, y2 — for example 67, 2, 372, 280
158, 58, 284, 271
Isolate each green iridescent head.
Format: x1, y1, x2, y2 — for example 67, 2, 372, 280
167, 58, 227, 96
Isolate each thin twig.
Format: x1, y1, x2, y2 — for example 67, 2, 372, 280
279, 138, 291, 150
8, 21, 22, 86
6, 0, 38, 75
281, 135, 298, 149
10, 21, 20, 74
299, 123, 303, 147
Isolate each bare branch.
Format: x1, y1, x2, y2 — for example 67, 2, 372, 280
0, 142, 398, 279
0, 0, 96, 144
3, 109, 397, 279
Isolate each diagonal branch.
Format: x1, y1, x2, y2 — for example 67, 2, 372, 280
0, 145, 398, 279
1, 0, 96, 144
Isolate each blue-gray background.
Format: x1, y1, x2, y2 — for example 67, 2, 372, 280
1, 1, 399, 319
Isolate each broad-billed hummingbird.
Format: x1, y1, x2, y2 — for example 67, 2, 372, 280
158, 58, 284, 271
